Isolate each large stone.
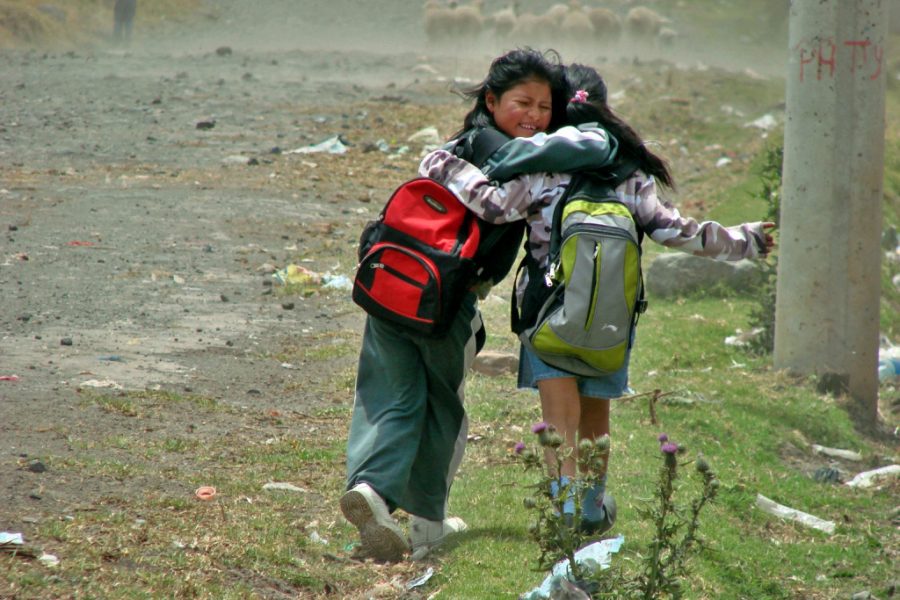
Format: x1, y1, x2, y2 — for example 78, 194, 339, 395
645, 252, 762, 298
472, 350, 518, 377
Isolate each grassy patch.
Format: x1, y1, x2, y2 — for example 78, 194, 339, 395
0, 0, 202, 48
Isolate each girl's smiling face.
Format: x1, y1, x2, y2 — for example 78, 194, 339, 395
486, 78, 553, 138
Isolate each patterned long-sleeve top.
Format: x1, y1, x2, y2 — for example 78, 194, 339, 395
419, 148, 768, 275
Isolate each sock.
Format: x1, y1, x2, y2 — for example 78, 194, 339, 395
549, 475, 576, 515
581, 475, 608, 523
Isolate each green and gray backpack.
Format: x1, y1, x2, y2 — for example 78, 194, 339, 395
511, 159, 647, 377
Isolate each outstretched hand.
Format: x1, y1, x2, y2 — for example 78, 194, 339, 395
761, 222, 776, 255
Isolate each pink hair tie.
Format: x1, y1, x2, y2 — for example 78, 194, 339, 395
570, 89, 589, 104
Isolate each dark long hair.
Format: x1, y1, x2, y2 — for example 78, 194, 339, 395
452, 48, 569, 140
565, 63, 674, 189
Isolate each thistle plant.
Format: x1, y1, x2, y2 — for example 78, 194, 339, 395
515, 422, 609, 584
629, 434, 720, 599
515, 428, 719, 599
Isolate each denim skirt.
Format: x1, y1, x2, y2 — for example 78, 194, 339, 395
516, 344, 632, 399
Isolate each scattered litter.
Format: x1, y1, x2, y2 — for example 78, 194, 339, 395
38, 553, 60, 567
724, 327, 763, 347
406, 566, 434, 590
195, 486, 217, 500
412, 63, 439, 75
66, 240, 95, 247
407, 126, 441, 146
262, 482, 308, 493
878, 341, 900, 382
755, 493, 835, 534
745, 113, 778, 132
0, 532, 24, 546
0, 375, 19, 382
811, 444, 862, 462
272, 264, 320, 286
844, 464, 900, 489
287, 135, 347, 155
98, 355, 125, 363
521, 536, 624, 599
715, 157, 732, 168
321, 274, 352, 291
308, 531, 328, 545
78, 379, 123, 390
222, 155, 258, 165
196, 118, 216, 130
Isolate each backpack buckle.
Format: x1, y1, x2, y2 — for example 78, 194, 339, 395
545, 263, 559, 287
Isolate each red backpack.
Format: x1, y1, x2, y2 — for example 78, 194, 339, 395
352, 128, 523, 336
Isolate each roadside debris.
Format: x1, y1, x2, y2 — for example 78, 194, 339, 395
286, 135, 347, 155
78, 379, 123, 390
406, 567, 434, 590
195, 486, 217, 501
811, 444, 863, 462
755, 494, 835, 534
844, 464, 900, 489
521, 536, 625, 600
272, 264, 352, 292
262, 482, 308, 493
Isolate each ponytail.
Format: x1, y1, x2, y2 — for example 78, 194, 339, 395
566, 64, 674, 189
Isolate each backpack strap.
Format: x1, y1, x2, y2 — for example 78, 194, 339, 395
453, 126, 511, 169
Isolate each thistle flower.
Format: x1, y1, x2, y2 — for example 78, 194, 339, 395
578, 438, 594, 455
695, 456, 710, 473
514, 442, 526, 455
661, 442, 678, 455
531, 422, 548, 434
657, 433, 669, 443
545, 431, 564, 448
594, 434, 611, 452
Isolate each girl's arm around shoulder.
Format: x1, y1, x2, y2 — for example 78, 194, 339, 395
482, 123, 618, 181
418, 149, 543, 224
626, 173, 774, 260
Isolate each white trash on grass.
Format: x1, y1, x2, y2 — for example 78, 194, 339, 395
755, 494, 835, 534
844, 464, 900, 489
811, 444, 863, 462
521, 535, 625, 600
262, 482, 309, 493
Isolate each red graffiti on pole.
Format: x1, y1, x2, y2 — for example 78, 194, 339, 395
795, 37, 883, 81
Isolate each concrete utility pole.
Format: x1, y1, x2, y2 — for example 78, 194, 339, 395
775, 0, 886, 423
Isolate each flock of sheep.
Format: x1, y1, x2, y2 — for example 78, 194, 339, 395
422, 1, 677, 55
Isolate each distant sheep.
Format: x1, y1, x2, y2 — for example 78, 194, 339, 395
559, 7, 595, 43
510, 12, 555, 45
487, 3, 518, 38
624, 6, 668, 40
451, 0, 484, 36
423, 0, 484, 44
586, 7, 622, 41
543, 3, 570, 26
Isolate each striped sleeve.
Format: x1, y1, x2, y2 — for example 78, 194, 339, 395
622, 173, 767, 260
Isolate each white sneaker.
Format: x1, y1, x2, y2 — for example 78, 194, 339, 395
340, 483, 408, 562
408, 515, 468, 560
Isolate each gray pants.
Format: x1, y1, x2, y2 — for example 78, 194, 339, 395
113, 0, 136, 40
346, 296, 481, 521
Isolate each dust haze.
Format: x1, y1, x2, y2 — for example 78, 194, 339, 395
131, 0, 790, 87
